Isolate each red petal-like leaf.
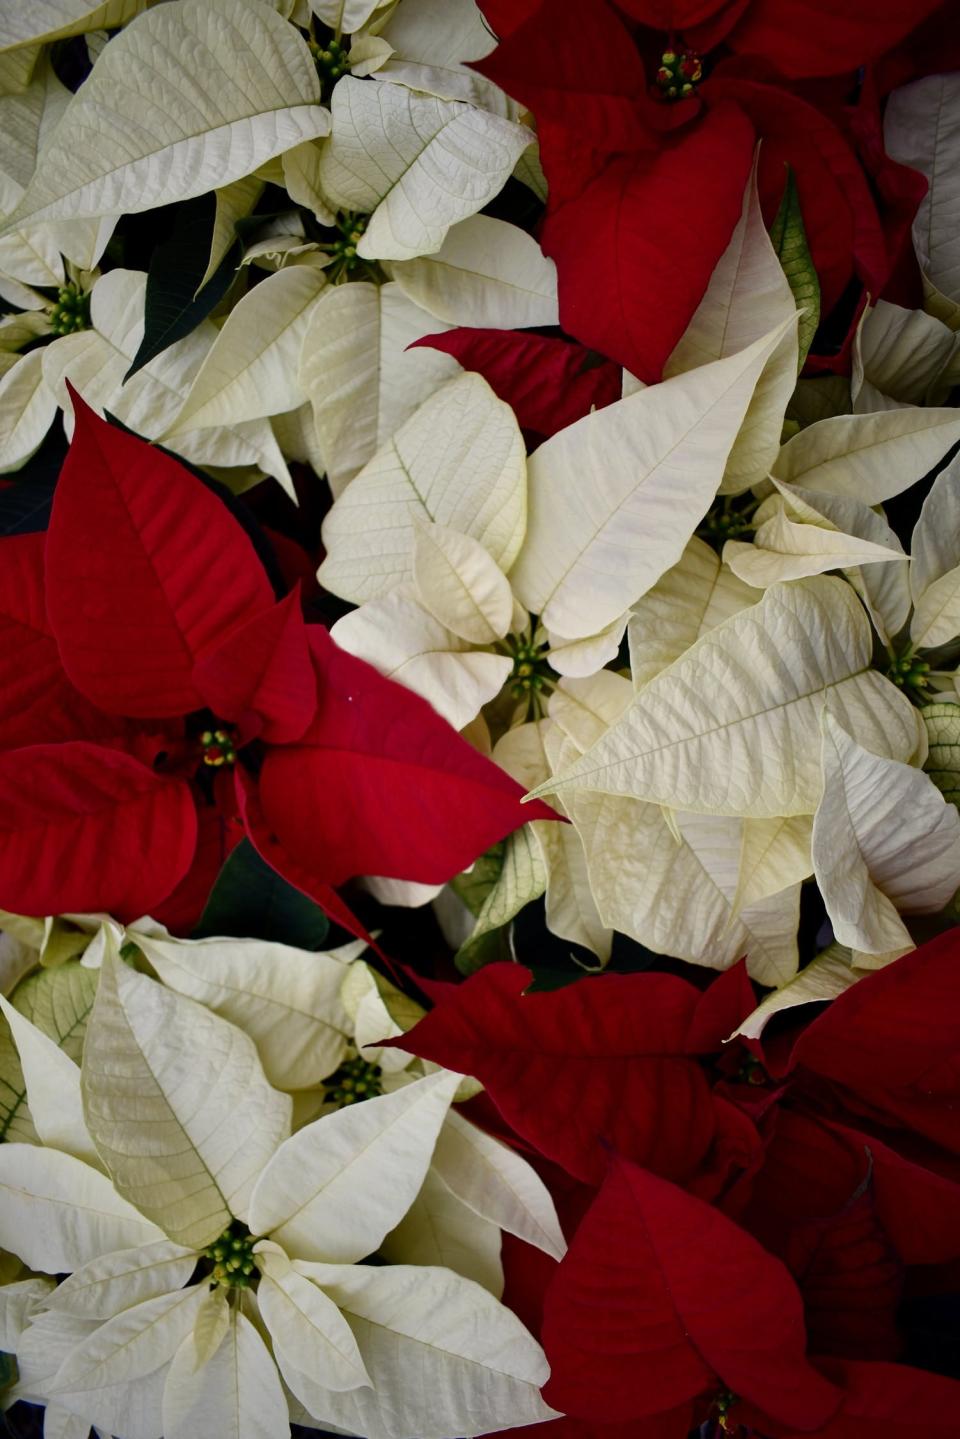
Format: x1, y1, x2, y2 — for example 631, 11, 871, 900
540, 103, 755, 381
473, 0, 648, 154
395, 963, 717, 1184
790, 930, 960, 1155
541, 1158, 842, 1427
151, 781, 242, 936
257, 629, 557, 889
0, 532, 128, 749
193, 588, 316, 744
45, 390, 273, 718
615, 0, 729, 24
774, 1359, 960, 1438
709, 76, 888, 314
409, 331, 621, 439
234, 765, 378, 950
685, 960, 756, 1053
725, 0, 945, 78
0, 740, 196, 919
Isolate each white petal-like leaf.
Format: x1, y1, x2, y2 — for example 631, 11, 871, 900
812, 711, 960, 954
0, 1, 145, 53
378, 0, 497, 68
734, 816, 813, 912
884, 74, 960, 304
380, 1167, 505, 1296
319, 372, 526, 601
493, 719, 613, 962
286, 1260, 553, 1439
5, 0, 331, 230
432, 1107, 565, 1260
510, 323, 792, 639
723, 504, 903, 587
532, 576, 920, 818
387, 215, 557, 329
412, 520, 514, 643
257, 1250, 370, 1393
910, 451, 960, 648
772, 407, 960, 502
733, 943, 861, 1040
44, 269, 293, 489
544, 614, 628, 679
81, 947, 292, 1249
0, 1276, 55, 1352
299, 280, 459, 495
567, 789, 800, 983
47, 1240, 198, 1321
853, 300, 960, 408
0, 348, 57, 473
133, 933, 352, 1092
627, 537, 761, 690
667, 164, 798, 492
163, 1306, 289, 1439
0, 1144, 162, 1274
330, 589, 511, 731
248, 1070, 461, 1263
0, 995, 96, 1164
168, 265, 328, 434
51, 1284, 207, 1395
310, 0, 392, 31
319, 77, 531, 261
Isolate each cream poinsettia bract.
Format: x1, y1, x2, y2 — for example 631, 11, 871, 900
0, 938, 555, 1439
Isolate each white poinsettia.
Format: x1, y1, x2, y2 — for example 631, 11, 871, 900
131, 925, 566, 1295
0, 939, 555, 1439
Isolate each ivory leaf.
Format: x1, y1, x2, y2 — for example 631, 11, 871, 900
812, 711, 960, 954
247, 1070, 461, 1263
884, 74, 960, 304
509, 323, 793, 639
133, 933, 353, 1092
4, 0, 331, 230
319, 77, 531, 261
387, 215, 557, 329
299, 280, 458, 495
772, 407, 960, 502
319, 372, 526, 602
531, 577, 920, 818
667, 165, 798, 492
81, 947, 292, 1249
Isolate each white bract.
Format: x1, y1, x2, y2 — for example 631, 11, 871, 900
0, 941, 555, 1439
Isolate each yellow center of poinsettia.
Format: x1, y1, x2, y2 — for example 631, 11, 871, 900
201, 727, 237, 767
325, 1053, 384, 1107
655, 49, 703, 100
201, 1221, 258, 1289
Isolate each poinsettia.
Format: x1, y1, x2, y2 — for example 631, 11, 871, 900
0, 940, 555, 1439
0, 391, 556, 931
473, 0, 937, 380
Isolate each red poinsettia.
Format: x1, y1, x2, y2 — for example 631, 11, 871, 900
473, 0, 940, 381
400, 941, 960, 1437
0, 393, 555, 931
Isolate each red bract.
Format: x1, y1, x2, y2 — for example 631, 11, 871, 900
541, 1156, 842, 1428
0, 394, 554, 928
474, 0, 936, 380
394, 962, 735, 1185
789, 928, 960, 1155
409, 331, 622, 440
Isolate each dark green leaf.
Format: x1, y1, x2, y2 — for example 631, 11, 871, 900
124, 193, 241, 380
194, 839, 331, 950
769, 167, 820, 370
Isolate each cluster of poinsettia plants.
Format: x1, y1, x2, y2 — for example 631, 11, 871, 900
1, 0, 960, 1434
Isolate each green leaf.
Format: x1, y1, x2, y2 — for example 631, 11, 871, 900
455, 828, 547, 976
193, 839, 330, 951
0, 960, 97, 1143
124, 193, 242, 380
0, 1350, 16, 1394
450, 842, 506, 918
769, 167, 820, 370
923, 702, 960, 808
